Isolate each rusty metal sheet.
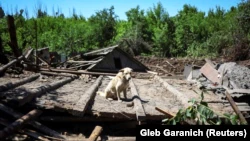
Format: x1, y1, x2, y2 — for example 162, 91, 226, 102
200, 62, 220, 84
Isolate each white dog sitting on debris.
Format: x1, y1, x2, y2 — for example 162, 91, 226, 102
97, 67, 133, 102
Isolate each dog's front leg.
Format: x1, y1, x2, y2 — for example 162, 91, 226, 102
123, 89, 127, 99
115, 85, 122, 102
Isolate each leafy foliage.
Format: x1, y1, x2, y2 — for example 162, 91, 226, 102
162, 91, 246, 125
0, 1, 249, 59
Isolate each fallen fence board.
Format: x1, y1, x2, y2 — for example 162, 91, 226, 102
129, 79, 146, 122
70, 75, 103, 117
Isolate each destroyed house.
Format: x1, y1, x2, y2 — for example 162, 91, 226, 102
82, 45, 149, 72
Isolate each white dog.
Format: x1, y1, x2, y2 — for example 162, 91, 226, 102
97, 67, 133, 102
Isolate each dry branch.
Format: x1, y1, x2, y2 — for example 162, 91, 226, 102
0, 103, 66, 139
18, 75, 77, 106
0, 109, 42, 139
88, 126, 103, 141
0, 74, 40, 92
129, 79, 146, 122
71, 75, 103, 117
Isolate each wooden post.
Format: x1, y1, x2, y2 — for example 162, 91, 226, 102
7, 15, 22, 58
88, 126, 103, 141
225, 91, 248, 125
0, 109, 42, 139
0, 55, 24, 75
0, 74, 40, 92
71, 75, 103, 117
0, 103, 66, 139
129, 79, 146, 122
18, 75, 78, 106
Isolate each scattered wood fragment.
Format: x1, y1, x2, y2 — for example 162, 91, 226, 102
0, 109, 42, 139
0, 55, 25, 75
165, 60, 176, 68
71, 75, 103, 117
129, 79, 146, 122
88, 126, 103, 141
0, 118, 50, 141
0, 103, 66, 139
18, 75, 78, 106
0, 74, 40, 92
227, 89, 250, 94
225, 91, 248, 125
200, 62, 220, 84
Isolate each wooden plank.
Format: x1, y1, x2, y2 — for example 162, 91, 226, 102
200, 62, 220, 84
40, 71, 77, 77
227, 89, 250, 94
88, 126, 103, 141
70, 75, 103, 117
39, 68, 116, 76
225, 91, 248, 125
0, 109, 42, 139
18, 75, 78, 106
0, 74, 40, 92
0, 103, 66, 139
129, 79, 146, 122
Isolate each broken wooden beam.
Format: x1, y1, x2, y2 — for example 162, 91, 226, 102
225, 91, 248, 125
88, 126, 103, 141
39, 68, 116, 76
0, 74, 40, 92
227, 89, 250, 94
18, 75, 78, 106
40, 71, 78, 77
70, 75, 103, 117
154, 75, 190, 108
0, 103, 66, 139
67, 60, 101, 64
0, 118, 50, 141
0, 109, 42, 139
0, 55, 25, 75
129, 79, 146, 122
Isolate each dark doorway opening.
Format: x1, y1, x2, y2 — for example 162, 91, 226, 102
114, 57, 122, 69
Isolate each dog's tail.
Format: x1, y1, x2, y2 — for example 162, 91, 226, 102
96, 91, 106, 97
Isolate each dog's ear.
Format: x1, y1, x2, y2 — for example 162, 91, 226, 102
119, 68, 124, 72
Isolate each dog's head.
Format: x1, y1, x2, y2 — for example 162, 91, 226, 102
119, 67, 133, 81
